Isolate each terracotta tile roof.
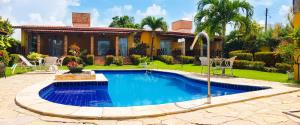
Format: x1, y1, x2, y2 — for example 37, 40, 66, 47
13, 25, 195, 37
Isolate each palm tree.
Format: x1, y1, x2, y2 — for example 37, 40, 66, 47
195, 0, 253, 56
141, 16, 168, 59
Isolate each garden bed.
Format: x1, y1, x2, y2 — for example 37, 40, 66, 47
55, 70, 96, 81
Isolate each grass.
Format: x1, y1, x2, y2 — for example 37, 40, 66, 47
60, 61, 299, 84
4, 67, 34, 77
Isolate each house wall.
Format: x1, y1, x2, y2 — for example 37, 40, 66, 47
295, 13, 300, 28
21, 30, 28, 54
140, 31, 160, 56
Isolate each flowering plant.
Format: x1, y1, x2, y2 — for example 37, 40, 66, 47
67, 61, 83, 73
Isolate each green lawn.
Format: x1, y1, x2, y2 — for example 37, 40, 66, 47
60, 61, 299, 84
4, 67, 34, 77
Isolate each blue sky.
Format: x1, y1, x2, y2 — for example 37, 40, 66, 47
0, 0, 293, 39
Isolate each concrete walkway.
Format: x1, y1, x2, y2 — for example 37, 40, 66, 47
0, 73, 300, 125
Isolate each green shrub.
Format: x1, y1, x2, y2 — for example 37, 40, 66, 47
114, 56, 124, 66
254, 52, 277, 67
105, 55, 114, 65
158, 55, 174, 64
0, 50, 10, 66
85, 55, 94, 65
130, 54, 142, 65
9, 54, 20, 66
178, 56, 195, 64
233, 60, 265, 70
27, 52, 42, 61
248, 61, 265, 70
229, 52, 253, 61
62, 56, 82, 65
264, 67, 279, 73
275, 63, 292, 73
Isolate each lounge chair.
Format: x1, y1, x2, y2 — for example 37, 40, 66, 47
11, 55, 38, 74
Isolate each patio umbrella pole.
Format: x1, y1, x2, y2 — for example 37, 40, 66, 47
190, 32, 211, 104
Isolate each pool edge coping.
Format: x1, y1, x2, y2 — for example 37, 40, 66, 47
15, 69, 300, 120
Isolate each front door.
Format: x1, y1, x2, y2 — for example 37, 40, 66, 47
119, 38, 128, 56
97, 40, 111, 56
48, 38, 63, 57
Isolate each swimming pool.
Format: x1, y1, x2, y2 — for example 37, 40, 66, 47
39, 70, 267, 107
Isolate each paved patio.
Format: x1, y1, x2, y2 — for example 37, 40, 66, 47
1, 72, 300, 125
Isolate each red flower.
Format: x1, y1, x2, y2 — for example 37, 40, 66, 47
0, 51, 3, 57
67, 61, 79, 68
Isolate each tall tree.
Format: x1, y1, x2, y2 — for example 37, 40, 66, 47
109, 16, 140, 29
141, 16, 168, 59
0, 16, 13, 35
0, 17, 14, 50
194, 0, 253, 56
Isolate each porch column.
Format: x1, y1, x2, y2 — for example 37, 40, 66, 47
37, 34, 41, 53
182, 41, 186, 56
90, 35, 94, 55
115, 36, 119, 56
64, 35, 68, 56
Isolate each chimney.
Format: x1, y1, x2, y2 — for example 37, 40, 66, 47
72, 12, 91, 27
172, 20, 192, 33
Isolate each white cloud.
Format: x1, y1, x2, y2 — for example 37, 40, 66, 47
279, 5, 291, 16
0, 0, 10, 4
248, 0, 274, 6
67, 0, 80, 6
182, 12, 196, 21
0, 0, 81, 40
107, 5, 133, 16
136, 4, 167, 17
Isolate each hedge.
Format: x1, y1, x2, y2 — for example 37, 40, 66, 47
105, 55, 114, 65
113, 56, 124, 66
233, 60, 265, 70
86, 55, 94, 65
229, 50, 253, 61
130, 54, 142, 65
178, 56, 195, 64
158, 55, 174, 64
254, 52, 277, 67
275, 63, 292, 73
105, 55, 124, 66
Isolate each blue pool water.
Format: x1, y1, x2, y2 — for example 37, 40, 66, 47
39, 70, 267, 107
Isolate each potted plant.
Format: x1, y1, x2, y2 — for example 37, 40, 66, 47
67, 61, 83, 73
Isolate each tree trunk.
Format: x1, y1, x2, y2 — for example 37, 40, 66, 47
150, 31, 155, 60
222, 23, 226, 58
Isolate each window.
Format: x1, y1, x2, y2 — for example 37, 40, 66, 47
28, 34, 37, 52
160, 40, 172, 55
97, 40, 111, 56
119, 38, 128, 56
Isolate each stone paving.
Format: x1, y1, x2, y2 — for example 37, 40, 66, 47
1, 72, 300, 125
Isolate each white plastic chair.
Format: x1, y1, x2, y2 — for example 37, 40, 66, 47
223, 56, 237, 76
42, 57, 59, 72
